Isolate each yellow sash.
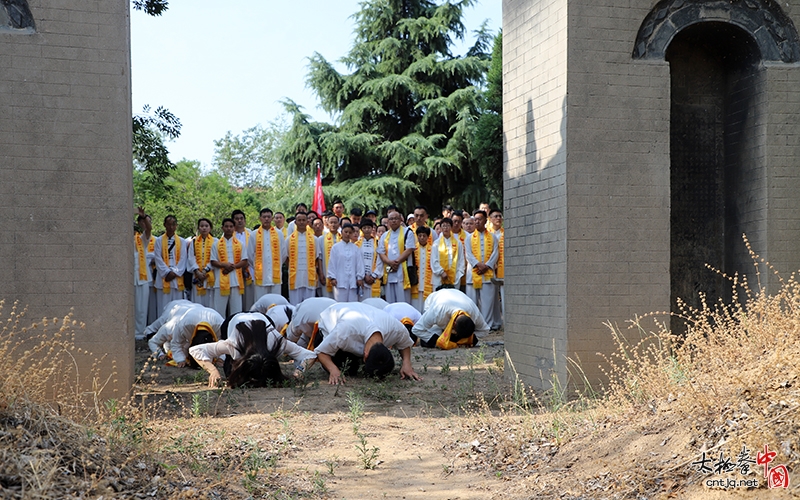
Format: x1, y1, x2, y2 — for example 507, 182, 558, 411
147, 236, 155, 253
161, 234, 184, 293
400, 317, 415, 329
438, 236, 459, 286
135, 232, 148, 281
218, 237, 244, 296
193, 235, 215, 295
323, 232, 339, 292
279, 226, 288, 239
435, 311, 474, 350
382, 229, 411, 290
421, 242, 433, 299
255, 227, 282, 286
496, 229, 504, 279
289, 230, 317, 289
470, 232, 494, 290
307, 321, 320, 350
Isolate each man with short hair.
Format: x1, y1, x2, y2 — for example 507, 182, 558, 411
153, 214, 188, 316
364, 210, 378, 223
273, 211, 288, 239
441, 204, 454, 220
231, 209, 255, 310
134, 207, 154, 339
210, 218, 249, 316
465, 210, 499, 329
358, 219, 382, 301
349, 207, 363, 227
430, 218, 464, 292
248, 208, 286, 301
412, 205, 428, 231
286, 202, 308, 235
319, 215, 341, 298
411, 288, 490, 349
489, 208, 505, 329
412, 226, 434, 312
312, 217, 325, 237
377, 211, 417, 304
327, 223, 365, 302
478, 202, 491, 214
332, 200, 346, 221
285, 212, 322, 305
314, 302, 421, 384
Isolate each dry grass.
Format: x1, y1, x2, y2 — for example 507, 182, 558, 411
2, 237, 799, 498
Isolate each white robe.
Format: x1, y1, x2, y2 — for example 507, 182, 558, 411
411, 288, 490, 343
148, 305, 223, 364
189, 311, 315, 366
315, 303, 413, 358
287, 297, 336, 347
327, 240, 365, 289
250, 293, 290, 314
247, 227, 286, 287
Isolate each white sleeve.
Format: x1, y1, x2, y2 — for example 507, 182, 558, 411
186, 239, 199, 272
273, 331, 316, 363
464, 235, 478, 267
485, 234, 499, 268
455, 240, 465, 283
189, 339, 238, 363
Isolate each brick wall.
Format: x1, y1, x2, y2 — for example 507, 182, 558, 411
0, 0, 133, 396
504, 0, 800, 393
503, 0, 569, 389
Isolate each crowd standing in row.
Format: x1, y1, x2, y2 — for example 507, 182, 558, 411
133, 201, 505, 387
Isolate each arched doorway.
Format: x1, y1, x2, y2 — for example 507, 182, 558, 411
666, 22, 763, 323
633, 1, 800, 329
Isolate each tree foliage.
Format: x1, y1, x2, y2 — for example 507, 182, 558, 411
213, 120, 288, 188
132, 0, 168, 16
280, 0, 496, 213
132, 104, 182, 193
472, 31, 503, 208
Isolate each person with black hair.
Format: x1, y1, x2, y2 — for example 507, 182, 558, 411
314, 302, 421, 385
147, 303, 223, 367
153, 214, 188, 316
411, 288, 490, 349
327, 223, 365, 302
189, 311, 316, 388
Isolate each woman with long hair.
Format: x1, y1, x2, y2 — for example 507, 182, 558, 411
189, 312, 315, 388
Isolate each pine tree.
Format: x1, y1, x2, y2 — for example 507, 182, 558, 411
280, 0, 493, 214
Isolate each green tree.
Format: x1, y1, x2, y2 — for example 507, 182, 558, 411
132, 105, 182, 193
280, 0, 494, 214
472, 31, 502, 208
135, 160, 263, 238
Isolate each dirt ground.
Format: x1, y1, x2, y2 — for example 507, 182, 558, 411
131, 331, 799, 499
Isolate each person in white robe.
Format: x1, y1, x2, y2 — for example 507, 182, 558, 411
411, 288, 490, 349
429, 218, 465, 291
186, 218, 216, 308
148, 304, 223, 366
134, 208, 154, 339
286, 212, 322, 305
411, 225, 434, 312
189, 311, 316, 387
153, 215, 188, 315
210, 218, 249, 317
464, 211, 499, 330
327, 224, 365, 303
142, 299, 194, 339
314, 303, 421, 384
247, 208, 286, 300
377, 212, 416, 304
362, 297, 390, 310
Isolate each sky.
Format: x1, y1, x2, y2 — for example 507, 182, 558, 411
130, 0, 502, 169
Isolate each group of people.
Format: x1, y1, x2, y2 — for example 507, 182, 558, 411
133, 200, 505, 387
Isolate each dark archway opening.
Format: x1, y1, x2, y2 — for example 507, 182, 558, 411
666, 22, 763, 331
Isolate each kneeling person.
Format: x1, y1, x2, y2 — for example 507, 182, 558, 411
148, 304, 223, 367
315, 302, 422, 384
189, 311, 316, 388
411, 288, 490, 349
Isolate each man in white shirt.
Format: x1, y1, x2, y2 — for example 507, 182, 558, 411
357, 219, 381, 301
285, 212, 322, 305
327, 224, 365, 302
430, 218, 465, 292
250, 293, 290, 315
210, 218, 249, 317
248, 208, 287, 300
134, 207, 154, 339
314, 302, 422, 384
148, 302, 223, 367
411, 288, 490, 349
232, 209, 254, 311
377, 212, 416, 304
464, 210, 500, 330
153, 215, 188, 316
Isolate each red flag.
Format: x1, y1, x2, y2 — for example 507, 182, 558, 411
312, 165, 326, 214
